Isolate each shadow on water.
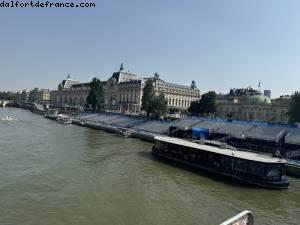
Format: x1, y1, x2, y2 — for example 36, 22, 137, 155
137, 150, 153, 160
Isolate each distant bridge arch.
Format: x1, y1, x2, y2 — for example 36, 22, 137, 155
0, 100, 12, 107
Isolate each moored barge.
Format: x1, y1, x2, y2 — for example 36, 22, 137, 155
152, 136, 289, 189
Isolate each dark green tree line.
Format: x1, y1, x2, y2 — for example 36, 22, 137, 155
0, 91, 15, 100
188, 91, 217, 116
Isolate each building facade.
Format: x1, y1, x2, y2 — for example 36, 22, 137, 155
50, 65, 201, 113
104, 65, 200, 113
103, 65, 140, 112
28, 88, 50, 103
14, 90, 30, 103
50, 75, 90, 106
150, 73, 200, 110
216, 88, 290, 123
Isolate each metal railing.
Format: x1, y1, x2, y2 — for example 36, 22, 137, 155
220, 210, 254, 225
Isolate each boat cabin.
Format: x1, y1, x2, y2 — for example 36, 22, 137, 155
153, 136, 289, 189
56, 114, 72, 124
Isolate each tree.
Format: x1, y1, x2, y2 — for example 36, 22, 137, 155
86, 77, 104, 112
188, 91, 217, 116
153, 93, 168, 118
141, 79, 155, 118
189, 101, 201, 115
288, 92, 300, 124
141, 80, 168, 118
0, 91, 15, 100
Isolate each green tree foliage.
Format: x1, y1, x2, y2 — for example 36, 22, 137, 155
153, 93, 168, 118
141, 80, 168, 118
188, 91, 217, 116
141, 80, 155, 118
288, 92, 300, 124
0, 91, 15, 100
86, 77, 104, 112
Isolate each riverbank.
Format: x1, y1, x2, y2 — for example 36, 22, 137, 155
17, 104, 300, 149
51, 112, 179, 142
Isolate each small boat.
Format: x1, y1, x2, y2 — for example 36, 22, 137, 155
286, 159, 300, 177
153, 136, 289, 189
56, 114, 72, 125
44, 109, 59, 120
116, 128, 132, 138
1, 116, 17, 121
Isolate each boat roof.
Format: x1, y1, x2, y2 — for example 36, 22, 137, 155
154, 136, 286, 164
57, 114, 70, 117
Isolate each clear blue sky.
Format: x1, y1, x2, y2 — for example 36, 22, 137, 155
0, 0, 299, 98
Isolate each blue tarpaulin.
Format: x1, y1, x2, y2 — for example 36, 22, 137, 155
192, 128, 209, 139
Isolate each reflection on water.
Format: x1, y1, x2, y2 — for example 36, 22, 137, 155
0, 108, 299, 225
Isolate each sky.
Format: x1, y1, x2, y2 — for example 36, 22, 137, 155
0, 0, 300, 98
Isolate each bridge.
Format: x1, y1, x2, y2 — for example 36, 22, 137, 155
0, 100, 13, 107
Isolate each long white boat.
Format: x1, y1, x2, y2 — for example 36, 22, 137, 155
152, 136, 289, 189
56, 114, 72, 125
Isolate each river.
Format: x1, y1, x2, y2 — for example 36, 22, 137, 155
0, 108, 299, 225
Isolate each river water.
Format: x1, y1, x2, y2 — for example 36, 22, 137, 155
0, 108, 299, 225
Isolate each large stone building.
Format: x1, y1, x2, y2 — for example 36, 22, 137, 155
14, 90, 30, 103
50, 75, 91, 106
103, 64, 140, 112
150, 73, 200, 110
104, 65, 200, 113
216, 87, 290, 123
50, 65, 200, 113
28, 88, 50, 103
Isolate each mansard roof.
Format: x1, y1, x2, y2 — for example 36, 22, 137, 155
145, 77, 199, 91
71, 82, 90, 88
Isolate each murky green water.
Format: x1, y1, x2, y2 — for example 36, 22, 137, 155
0, 108, 299, 225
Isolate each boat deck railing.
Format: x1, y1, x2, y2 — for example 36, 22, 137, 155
220, 210, 254, 225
